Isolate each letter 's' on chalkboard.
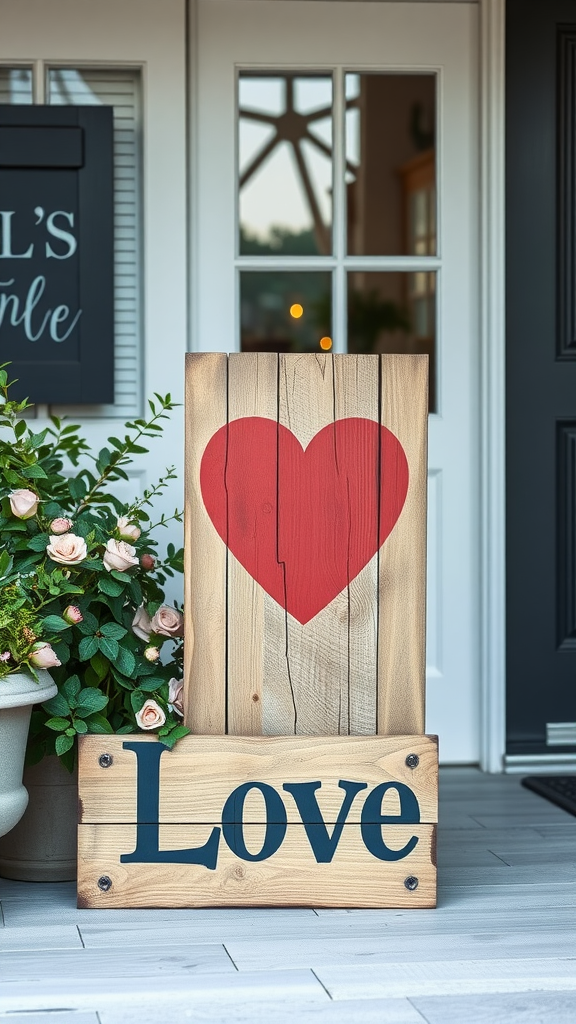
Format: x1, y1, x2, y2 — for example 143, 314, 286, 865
0, 105, 114, 404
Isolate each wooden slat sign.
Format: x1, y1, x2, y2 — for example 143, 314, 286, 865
184, 353, 428, 737
78, 735, 437, 908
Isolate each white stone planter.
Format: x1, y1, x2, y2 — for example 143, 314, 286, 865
0, 670, 57, 838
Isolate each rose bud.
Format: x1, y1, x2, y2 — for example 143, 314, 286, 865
29, 642, 62, 669
102, 538, 139, 573
168, 677, 184, 717
150, 605, 184, 638
46, 533, 87, 566
132, 605, 152, 642
144, 646, 160, 662
50, 517, 73, 535
63, 605, 83, 625
135, 698, 166, 731
9, 488, 39, 520
140, 553, 155, 571
116, 515, 141, 542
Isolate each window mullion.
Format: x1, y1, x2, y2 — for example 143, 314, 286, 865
332, 66, 346, 353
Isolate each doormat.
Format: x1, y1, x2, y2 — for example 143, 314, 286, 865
521, 775, 576, 817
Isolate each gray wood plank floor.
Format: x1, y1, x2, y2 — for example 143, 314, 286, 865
0, 768, 575, 1024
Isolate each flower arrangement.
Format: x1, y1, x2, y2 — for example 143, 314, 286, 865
0, 364, 188, 771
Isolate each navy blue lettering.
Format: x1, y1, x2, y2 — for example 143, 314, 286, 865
222, 782, 287, 861
360, 782, 420, 861
283, 780, 367, 862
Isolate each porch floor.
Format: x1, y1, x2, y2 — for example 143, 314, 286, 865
0, 767, 575, 1024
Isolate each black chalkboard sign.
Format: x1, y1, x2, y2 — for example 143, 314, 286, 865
0, 105, 114, 404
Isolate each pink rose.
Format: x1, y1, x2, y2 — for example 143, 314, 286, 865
132, 605, 152, 642
140, 554, 155, 571
150, 606, 184, 638
168, 678, 184, 718
144, 646, 160, 662
29, 642, 61, 669
50, 517, 73, 535
116, 516, 141, 542
102, 538, 138, 573
9, 489, 38, 519
63, 605, 83, 625
47, 533, 87, 566
135, 699, 166, 731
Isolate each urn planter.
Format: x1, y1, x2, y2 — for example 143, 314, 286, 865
0, 670, 57, 839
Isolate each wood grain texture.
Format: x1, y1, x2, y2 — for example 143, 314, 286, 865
184, 352, 228, 733
227, 353, 277, 736
78, 735, 438, 825
378, 354, 428, 734
77, 823, 436, 909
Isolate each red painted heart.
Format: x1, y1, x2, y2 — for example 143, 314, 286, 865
200, 417, 409, 624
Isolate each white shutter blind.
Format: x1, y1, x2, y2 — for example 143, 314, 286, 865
49, 69, 142, 418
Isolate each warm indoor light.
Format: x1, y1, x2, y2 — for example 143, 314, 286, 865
319, 336, 332, 351
289, 303, 304, 319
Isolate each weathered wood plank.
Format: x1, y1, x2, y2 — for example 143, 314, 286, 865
78, 735, 439, 825
77, 823, 436, 909
184, 352, 228, 733
227, 352, 277, 736
378, 354, 428, 734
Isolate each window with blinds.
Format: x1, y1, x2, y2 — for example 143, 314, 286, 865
48, 68, 143, 419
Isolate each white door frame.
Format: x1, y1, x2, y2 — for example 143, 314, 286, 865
479, 0, 506, 772
187, 0, 507, 769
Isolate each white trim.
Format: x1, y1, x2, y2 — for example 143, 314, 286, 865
479, 0, 506, 772
505, 754, 576, 774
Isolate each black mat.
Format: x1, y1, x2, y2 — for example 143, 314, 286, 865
522, 774, 576, 817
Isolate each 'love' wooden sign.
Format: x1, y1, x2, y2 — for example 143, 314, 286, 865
184, 352, 428, 738
77, 735, 437, 908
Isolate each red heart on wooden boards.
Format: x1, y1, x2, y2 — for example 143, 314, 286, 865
200, 416, 409, 624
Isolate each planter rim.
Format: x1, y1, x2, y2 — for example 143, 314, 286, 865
0, 669, 57, 709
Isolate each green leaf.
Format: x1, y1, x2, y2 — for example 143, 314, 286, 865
85, 713, 114, 734
62, 675, 81, 701
68, 476, 87, 501
76, 610, 99, 636
113, 645, 136, 678
42, 692, 70, 717
89, 651, 109, 682
44, 717, 70, 732
79, 636, 99, 661
55, 733, 75, 756
161, 725, 191, 750
75, 688, 109, 715
28, 533, 49, 552
98, 637, 119, 661
56, 642, 70, 665
41, 614, 71, 633
22, 463, 48, 480
74, 719, 88, 734
99, 621, 127, 640
137, 676, 165, 693
130, 690, 147, 714
98, 576, 124, 597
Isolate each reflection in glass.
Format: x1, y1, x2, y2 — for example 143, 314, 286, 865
347, 272, 436, 410
241, 272, 331, 353
345, 73, 436, 256
239, 74, 333, 256
0, 68, 33, 104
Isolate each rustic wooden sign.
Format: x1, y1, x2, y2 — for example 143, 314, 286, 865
77, 734, 437, 909
184, 352, 428, 738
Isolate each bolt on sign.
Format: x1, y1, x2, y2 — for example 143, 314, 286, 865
0, 106, 113, 404
78, 352, 436, 908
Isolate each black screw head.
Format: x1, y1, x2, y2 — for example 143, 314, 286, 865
405, 753, 420, 769
404, 875, 419, 891
97, 875, 112, 892
98, 753, 113, 768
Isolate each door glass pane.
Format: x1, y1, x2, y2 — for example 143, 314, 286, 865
347, 271, 436, 409
0, 68, 33, 103
346, 73, 436, 256
241, 271, 332, 352
239, 74, 333, 256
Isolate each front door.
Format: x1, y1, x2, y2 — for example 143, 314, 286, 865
506, 0, 576, 763
194, 0, 480, 761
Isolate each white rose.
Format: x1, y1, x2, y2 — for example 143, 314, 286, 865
102, 538, 139, 573
168, 678, 184, 718
46, 533, 87, 566
132, 605, 152, 642
135, 699, 166, 731
150, 605, 184, 638
117, 516, 141, 542
9, 489, 38, 519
